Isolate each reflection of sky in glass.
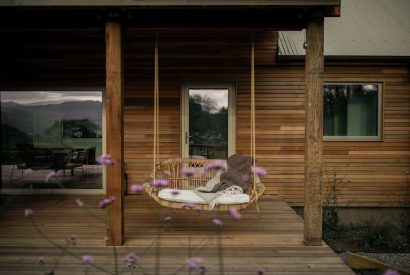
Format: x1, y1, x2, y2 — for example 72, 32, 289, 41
189, 89, 228, 112
0, 91, 102, 105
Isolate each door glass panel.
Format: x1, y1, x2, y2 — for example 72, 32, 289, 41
189, 89, 228, 159
1, 91, 103, 191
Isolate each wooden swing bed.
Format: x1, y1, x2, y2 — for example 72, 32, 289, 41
144, 36, 265, 211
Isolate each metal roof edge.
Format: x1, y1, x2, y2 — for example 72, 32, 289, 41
277, 55, 410, 62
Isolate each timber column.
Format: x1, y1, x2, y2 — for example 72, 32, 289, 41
105, 21, 124, 246
304, 13, 325, 246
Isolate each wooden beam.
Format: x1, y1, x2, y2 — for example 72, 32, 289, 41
105, 21, 124, 246
303, 15, 324, 246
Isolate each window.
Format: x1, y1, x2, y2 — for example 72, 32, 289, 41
323, 83, 382, 141
1, 91, 103, 192
181, 83, 236, 159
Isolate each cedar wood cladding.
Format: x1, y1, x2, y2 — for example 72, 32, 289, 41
0, 29, 409, 206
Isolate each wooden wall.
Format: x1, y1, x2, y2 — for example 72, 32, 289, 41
322, 63, 410, 207
1, 29, 409, 207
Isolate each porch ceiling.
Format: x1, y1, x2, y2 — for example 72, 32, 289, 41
0, 1, 339, 31
1, 0, 340, 8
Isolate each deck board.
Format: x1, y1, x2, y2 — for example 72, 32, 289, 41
0, 194, 354, 274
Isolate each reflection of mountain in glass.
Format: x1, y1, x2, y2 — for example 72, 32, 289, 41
189, 94, 228, 146
1, 101, 102, 149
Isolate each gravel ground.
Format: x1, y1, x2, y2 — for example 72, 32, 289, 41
338, 252, 410, 273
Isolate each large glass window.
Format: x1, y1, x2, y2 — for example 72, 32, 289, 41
323, 83, 381, 140
1, 91, 103, 191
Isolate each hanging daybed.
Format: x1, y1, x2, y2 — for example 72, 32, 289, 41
143, 35, 265, 211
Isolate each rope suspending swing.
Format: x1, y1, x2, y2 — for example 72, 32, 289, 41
144, 35, 265, 211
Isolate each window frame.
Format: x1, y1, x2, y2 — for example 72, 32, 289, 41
181, 82, 236, 158
323, 82, 383, 142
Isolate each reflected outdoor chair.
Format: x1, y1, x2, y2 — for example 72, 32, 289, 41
65, 147, 96, 176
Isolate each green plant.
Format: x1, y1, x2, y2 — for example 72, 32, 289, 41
322, 166, 349, 240
399, 171, 410, 245
352, 220, 399, 252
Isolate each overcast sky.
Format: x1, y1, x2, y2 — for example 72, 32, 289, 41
189, 89, 228, 112
0, 91, 102, 104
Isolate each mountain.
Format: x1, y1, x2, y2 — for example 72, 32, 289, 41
1, 100, 102, 139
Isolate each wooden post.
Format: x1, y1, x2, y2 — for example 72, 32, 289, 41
105, 21, 124, 246
304, 15, 324, 246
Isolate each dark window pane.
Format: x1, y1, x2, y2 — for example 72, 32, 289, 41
189, 89, 228, 159
324, 84, 379, 137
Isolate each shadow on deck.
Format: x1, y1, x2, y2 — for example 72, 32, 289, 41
0, 194, 354, 274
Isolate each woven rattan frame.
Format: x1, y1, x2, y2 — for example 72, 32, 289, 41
143, 158, 265, 211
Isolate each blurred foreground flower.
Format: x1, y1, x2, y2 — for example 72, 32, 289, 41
181, 168, 195, 177
383, 269, 400, 275
206, 161, 227, 171
45, 171, 60, 183
171, 189, 181, 196
229, 208, 241, 220
96, 154, 115, 165
152, 179, 169, 187
82, 255, 93, 266
24, 208, 33, 218
256, 267, 265, 274
99, 196, 116, 209
186, 257, 203, 270
252, 167, 267, 177
130, 184, 144, 193
212, 218, 223, 226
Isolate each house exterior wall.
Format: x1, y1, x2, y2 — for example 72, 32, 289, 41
1, 29, 409, 207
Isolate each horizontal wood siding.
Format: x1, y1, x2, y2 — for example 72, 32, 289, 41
122, 30, 278, 192
1, 29, 409, 207
322, 64, 410, 207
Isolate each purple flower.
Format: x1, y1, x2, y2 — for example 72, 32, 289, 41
252, 166, 267, 177
186, 257, 203, 270
96, 154, 115, 165
171, 189, 181, 196
24, 208, 33, 218
229, 208, 241, 220
152, 179, 169, 187
206, 161, 227, 171
76, 198, 84, 207
24, 168, 33, 175
99, 196, 116, 209
256, 267, 265, 275
38, 256, 45, 265
180, 202, 196, 209
383, 269, 400, 275
181, 167, 195, 177
163, 171, 172, 177
130, 184, 144, 193
82, 255, 93, 266
45, 171, 60, 183
124, 252, 139, 269
212, 218, 223, 226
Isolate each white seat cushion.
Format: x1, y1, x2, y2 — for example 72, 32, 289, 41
158, 188, 250, 205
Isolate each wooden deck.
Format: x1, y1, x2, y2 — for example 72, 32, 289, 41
0, 194, 354, 274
